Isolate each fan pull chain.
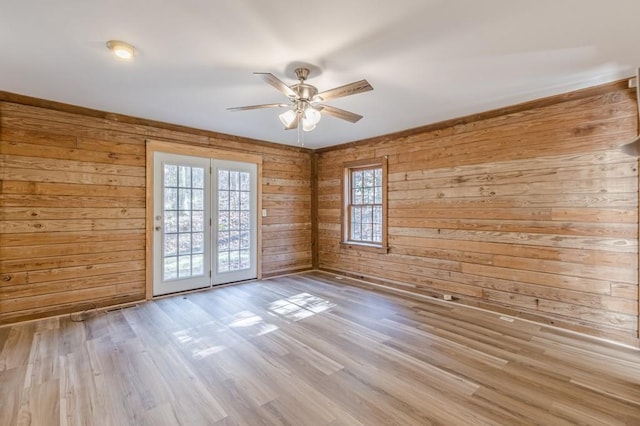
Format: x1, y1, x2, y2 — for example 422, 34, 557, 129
297, 112, 304, 146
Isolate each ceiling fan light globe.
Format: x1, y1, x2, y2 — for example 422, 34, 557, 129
304, 107, 322, 125
302, 119, 316, 132
279, 110, 297, 128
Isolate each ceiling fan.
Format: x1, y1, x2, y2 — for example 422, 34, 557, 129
228, 67, 373, 132
619, 67, 640, 156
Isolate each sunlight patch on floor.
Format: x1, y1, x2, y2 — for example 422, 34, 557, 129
269, 293, 336, 321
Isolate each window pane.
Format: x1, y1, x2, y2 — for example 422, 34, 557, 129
240, 211, 250, 230
229, 211, 240, 231
192, 232, 204, 254
240, 172, 250, 191
218, 191, 229, 211
164, 188, 177, 210
240, 250, 250, 269
164, 234, 177, 256
352, 222, 361, 241
374, 186, 382, 204
218, 252, 229, 273
164, 211, 178, 233
192, 168, 204, 189
229, 191, 240, 210
178, 233, 191, 255
178, 211, 191, 232
364, 187, 374, 204
178, 255, 191, 277
354, 187, 363, 205
240, 191, 250, 211
230, 231, 240, 250
192, 254, 204, 276
373, 206, 382, 224
178, 166, 191, 187
192, 211, 204, 232
373, 224, 382, 243
218, 232, 230, 251
240, 231, 250, 249
353, 206, 362, 224
363, 169, 374, 187
179, 188, 191, 210
229, 171, 239, 190
230, 250, 240, 270
218, 211, 229, 231
218, 170, 229, 190
353, 170, 362, 189
363, 225, 373, 241
374, 168, 382, 186
362, 206, 373, 224
164, 256, 177, 280
192, 189, 204, 210
164, 165, 178, 187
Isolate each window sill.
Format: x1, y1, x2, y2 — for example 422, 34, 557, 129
340, 241, 389, 254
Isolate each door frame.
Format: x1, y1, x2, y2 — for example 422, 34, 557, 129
145, 139, 263, 299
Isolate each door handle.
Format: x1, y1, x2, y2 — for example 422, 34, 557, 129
155, 226, 162, 231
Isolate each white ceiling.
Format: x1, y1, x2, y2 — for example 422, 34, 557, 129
2, 0, 640, 149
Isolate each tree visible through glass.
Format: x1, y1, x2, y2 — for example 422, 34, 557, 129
163, 164, 205, 280
350, 167, 383, 243
217, 169, 251, 273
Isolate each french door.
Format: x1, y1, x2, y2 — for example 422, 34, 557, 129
153, 152, 257, 296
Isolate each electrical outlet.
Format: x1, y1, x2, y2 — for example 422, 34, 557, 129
262, 209, 267, 217
443, 294, 452, 301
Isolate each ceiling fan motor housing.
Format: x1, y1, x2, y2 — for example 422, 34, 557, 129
290, 83, 318, 102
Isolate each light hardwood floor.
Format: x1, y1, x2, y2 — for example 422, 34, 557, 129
1, 271, 639, 425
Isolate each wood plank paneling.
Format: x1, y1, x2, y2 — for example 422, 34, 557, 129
0, 97, 312, 324
317, 81, 639, 344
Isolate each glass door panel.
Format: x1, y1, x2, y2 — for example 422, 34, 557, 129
213, 160, 257, 284
153, 153, 211, 296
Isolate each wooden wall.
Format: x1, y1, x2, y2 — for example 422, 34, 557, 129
316, 81, 639, 344
0, 95, 312, 324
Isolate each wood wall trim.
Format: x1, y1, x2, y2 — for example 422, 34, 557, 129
146, 139, 263, 164
315, 79, 631, 154
340, 156, 389, 252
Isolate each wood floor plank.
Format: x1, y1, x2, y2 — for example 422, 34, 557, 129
1, 271, 639, 425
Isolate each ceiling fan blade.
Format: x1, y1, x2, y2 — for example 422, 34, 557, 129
227, 103, 289, 111
255, 72, 297, 98
319, 105, 363, 123
316, 79, 373, 101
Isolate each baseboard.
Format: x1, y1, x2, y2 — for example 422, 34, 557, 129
314, 268, 640, 350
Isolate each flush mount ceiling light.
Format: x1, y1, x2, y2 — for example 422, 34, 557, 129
106, 40, 135, 60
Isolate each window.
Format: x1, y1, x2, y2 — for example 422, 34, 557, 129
342, 157, 388, 252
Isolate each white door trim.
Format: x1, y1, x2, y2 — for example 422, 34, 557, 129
145, 140, 263, 299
